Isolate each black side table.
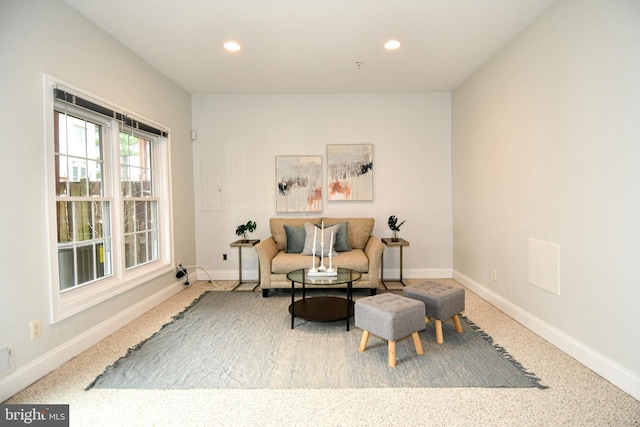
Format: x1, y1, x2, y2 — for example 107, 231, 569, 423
381, 238, 409, 287
230, 239, 260, 290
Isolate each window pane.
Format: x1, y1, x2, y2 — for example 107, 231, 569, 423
135, 201, 147, 230
54, 111, 67, 155
87, 160, 102, 196
56, 155, 68, 196
56, 201, 73, 243
76, 244, 95, 285
148, 201, 157, 230
137, 232, 148, 264
73, 201, 92, 241
92, 201, 104, 239
67, 115, 88, 158
125, 234, 135, 268
124, 201, 135, 233
120, 133, 133, 164
120, 165, 132, 197
150, 229, 159, 260
58, 247, 75, 290
101, 237, 113, 277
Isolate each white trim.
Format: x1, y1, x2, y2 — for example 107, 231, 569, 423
453, 270, 640, 401
0, 280, 185, 403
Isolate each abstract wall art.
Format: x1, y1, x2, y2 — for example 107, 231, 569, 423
327, 144, 373, 201
275, 155, 322, 212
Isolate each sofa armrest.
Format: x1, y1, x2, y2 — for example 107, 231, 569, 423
364, 236, 385, 287
255, 237, 279, 288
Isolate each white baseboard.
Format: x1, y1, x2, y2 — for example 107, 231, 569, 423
0, 280, 185, 403
453, 270, 640, 401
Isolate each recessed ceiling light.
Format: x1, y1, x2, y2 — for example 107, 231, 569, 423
224, 41, 241, 52
384, 40, 402, 50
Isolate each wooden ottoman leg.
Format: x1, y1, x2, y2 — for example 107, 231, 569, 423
435, 319, 444, 344
411, 332, 424, 355
359, 330, 370, 352
388, 340, 396, 367
453, 314, 463, 334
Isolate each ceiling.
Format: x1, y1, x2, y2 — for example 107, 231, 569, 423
65, 0, 556, 94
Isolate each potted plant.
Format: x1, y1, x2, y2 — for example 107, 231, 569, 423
236, 220, 257, 242
387, 215, 405, 242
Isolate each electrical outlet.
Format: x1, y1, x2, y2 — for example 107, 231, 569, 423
30, 319, 42, 340
222, 253, 227, 261
492, 269, 498, 283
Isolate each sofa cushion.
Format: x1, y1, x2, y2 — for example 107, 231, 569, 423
302, 222, 339, 256
328, 249, 369, 272
283, 225, 305, 253
323, 217, 374, 250
272, 252, 318, 274
270, 217, 322, 252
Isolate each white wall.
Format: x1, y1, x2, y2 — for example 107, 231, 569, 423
192, 93, 453, 280
452, 0, 640, 399
0, 0, 195, 401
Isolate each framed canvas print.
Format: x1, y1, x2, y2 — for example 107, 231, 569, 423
327, 144, 373, 201
276, 155, 322, 213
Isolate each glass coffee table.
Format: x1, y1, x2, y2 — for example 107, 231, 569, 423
287, 268, 361, 331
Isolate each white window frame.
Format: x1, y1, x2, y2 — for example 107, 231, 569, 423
44, 75, 175, 323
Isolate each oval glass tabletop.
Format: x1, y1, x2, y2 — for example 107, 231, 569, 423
286, 267, 361, 285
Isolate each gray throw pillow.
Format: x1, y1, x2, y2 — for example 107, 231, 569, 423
301, 222, 339, 256
283, 225, 306, 253
331, 221, 352, 252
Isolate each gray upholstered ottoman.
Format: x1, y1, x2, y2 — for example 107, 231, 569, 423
355, 293, 425, 367
403, 281, 465, 344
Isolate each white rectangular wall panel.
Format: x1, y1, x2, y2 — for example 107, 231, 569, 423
528, 238, 560, 295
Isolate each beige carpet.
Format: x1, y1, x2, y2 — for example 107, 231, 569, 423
5, 279, 640, 426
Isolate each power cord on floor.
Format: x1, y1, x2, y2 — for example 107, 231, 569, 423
176, 265, 227, 290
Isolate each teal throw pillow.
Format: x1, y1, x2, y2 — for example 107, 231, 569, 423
332, 221, 352, 252
283, 225, 306, 253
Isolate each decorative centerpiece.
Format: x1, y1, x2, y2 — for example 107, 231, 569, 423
308, 220, 337, 276
388, 215, 405, 242
235, 220, 257, 242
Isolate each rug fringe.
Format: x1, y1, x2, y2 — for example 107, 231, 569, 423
460, 314, 548, 390
85, 291, 211, 391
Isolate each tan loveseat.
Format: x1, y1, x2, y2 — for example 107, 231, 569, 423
255, 217, 384, 297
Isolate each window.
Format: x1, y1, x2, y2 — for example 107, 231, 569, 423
120, 132, 158, 268
45, 77, 174, 322
55, 110, 112, 290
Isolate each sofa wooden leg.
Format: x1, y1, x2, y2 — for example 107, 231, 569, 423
359, 330, 370, 352
262, 289, 270, 298
435, 319, 444, 344
388, 340, 396, 367
453, 314, 463, 333
411, 332, 424, 355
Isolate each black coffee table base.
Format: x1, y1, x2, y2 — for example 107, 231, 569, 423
287, 268, 360, 331
289, 297, 355, 325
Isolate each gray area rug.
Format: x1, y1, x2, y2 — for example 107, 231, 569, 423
87, 291, 546, 390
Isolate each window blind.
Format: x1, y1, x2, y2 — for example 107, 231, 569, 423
53, 88, 169, 138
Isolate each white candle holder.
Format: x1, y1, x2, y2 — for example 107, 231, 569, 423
309, 248, 318, 273
326, 250, 335, 273
318, 242, 327, 271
